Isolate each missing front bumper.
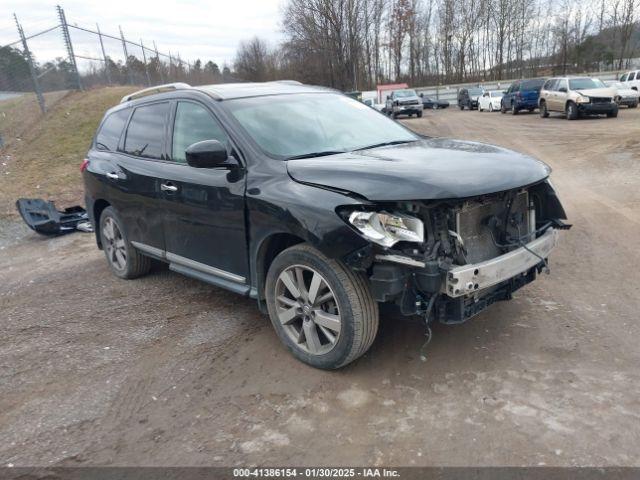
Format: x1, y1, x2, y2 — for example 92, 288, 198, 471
445, 228, 559, 297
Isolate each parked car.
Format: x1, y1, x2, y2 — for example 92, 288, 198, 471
385, 89, 423, 118
457, 87, 484, 110
500, 78, 545, 114
84, 81, 568, 369
478, 91, 503, 112
606, 81, 639, 108
539, 77, 618, 120
419, 93, 450, 109
619, 70, 640, 91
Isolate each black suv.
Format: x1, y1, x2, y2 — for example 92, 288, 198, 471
84, 81, 568, 369
457, 87, 484, 110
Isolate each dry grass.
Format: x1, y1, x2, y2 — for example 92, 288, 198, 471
0, 86, 136, 218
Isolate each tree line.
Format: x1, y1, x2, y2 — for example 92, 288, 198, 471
234, 0, 640, 90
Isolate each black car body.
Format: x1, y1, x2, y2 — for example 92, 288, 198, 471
419, 94, 450, 109
457, 87, 484, 110
83, 81, 568, 369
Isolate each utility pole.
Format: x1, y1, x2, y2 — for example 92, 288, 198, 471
14, 13, 46, 113
97, 23, 111, 85
56, 5, 82, 90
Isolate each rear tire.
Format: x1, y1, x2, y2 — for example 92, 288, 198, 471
417, 111, 423, 118
99, 207, 151, 279
265, 244, 379, 369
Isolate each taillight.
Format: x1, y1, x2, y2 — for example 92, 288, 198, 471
80, 158, 89, 173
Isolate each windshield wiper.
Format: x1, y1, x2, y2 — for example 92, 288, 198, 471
353, 139, 416, 151
286, 150, 345, 160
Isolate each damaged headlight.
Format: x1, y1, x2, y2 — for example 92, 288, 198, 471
347, 211, 424, 247
576, 95, 590, 103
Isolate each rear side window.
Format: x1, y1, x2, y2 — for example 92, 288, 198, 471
171, 102, 229, 163
95, 109, 129, 151
123, 102, 170, 159
629, 72, 637, 81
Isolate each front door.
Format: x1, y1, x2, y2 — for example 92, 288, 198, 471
159, 100, 249, 285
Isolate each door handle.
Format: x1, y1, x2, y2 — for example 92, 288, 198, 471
106, 172, 119, 180
161, 183, 178, 192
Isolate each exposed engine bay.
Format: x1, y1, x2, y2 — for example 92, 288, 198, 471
347, 180, 570, 325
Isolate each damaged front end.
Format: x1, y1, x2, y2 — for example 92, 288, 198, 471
343, 180, 570, 325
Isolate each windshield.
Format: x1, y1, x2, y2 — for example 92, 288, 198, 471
394, 89, 417, 98
569, 78, 606, 90
468, 88, 483, 95
224, 93, 419, 159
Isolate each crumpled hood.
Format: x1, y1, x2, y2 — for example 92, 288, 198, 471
577, 87, 616, 98
286, 138, 551, 201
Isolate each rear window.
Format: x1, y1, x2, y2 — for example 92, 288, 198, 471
95, 109, 129, 151
521, 79, 545, 90
123, 102, 170, 159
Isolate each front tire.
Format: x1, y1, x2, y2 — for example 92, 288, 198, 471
265, 244, 379, 369
511, 102, 518, 115
566, 102, 578, 120
629, 101, 638, 109
607, 106, 619, 118
99, 207, 151, 279
489, 103, 494, 112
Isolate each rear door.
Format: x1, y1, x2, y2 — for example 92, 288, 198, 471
160, 99, 249, 286
91, 102, 171, 253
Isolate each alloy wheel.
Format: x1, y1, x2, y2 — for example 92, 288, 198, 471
102, 217, 127, 271
274, 265, 341, 355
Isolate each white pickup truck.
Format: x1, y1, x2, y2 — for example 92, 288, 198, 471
619, 70, 640, 91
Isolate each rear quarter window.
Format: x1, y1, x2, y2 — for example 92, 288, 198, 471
123, 102, 170, 159
95, 109, 129, 151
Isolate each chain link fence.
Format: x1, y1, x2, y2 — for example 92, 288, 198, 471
1, 5, 232, 113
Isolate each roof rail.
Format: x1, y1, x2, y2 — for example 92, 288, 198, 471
270, 80, 303, 85
120, 82, 191, 103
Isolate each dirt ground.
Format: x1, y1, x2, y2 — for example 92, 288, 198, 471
1, 107, 640, 468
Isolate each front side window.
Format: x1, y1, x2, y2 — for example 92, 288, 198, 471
172, 102, 229, 163
628, 72, 636, 81
224, 93, 418, 159
556, 80, 568, 91
123, 102, 170, 159
620, 73, 628, 82
95, 109, 129, 151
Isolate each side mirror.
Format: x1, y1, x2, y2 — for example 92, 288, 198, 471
419, 93, 424, 97
559, 87, 567, 93
185, 140, 229, 168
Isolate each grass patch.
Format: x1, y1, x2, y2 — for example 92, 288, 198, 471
0, 86, 136, 218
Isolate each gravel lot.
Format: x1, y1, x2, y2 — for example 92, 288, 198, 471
1, 107, 640, 467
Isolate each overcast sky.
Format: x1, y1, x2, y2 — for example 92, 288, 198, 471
1, 0, 284, 69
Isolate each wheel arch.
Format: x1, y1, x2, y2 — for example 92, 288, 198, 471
92, 198, 111, 249
254, 232, 306, 306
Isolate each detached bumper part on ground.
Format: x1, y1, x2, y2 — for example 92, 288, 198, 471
16, 198, 93, 235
